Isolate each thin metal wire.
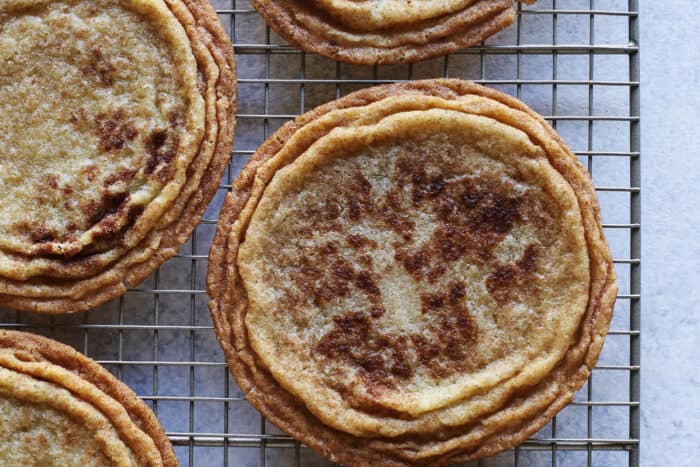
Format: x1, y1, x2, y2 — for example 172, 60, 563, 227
223, 3, 236, 463
232, 44, 638, 54
551, 4, 559, 465
0, 3, 640, 466
260, 18, 271, 467
628, 1, 642, 466
152, 268, 160, 441
587, 6, 596, 466
217, 9, 639, 17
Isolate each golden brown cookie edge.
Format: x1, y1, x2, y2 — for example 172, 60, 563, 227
207, 79, 616, 465
0, 329, 178, 466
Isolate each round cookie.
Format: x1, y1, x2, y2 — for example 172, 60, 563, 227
251, 0, 536, 64
0, 0, 236, 313
208, 79, 616, 466
0, 330, 176, 466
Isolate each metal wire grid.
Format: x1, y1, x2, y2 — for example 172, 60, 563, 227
0, 0, 640, 466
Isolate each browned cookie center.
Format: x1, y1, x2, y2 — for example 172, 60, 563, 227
252, 133, 561, 401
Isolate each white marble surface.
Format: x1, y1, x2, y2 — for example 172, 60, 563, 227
640, 2, 700, 466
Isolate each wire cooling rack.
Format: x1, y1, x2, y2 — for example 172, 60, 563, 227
0, 0, 640, 466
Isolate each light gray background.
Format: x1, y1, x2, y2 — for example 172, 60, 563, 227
640, 2, 700, 466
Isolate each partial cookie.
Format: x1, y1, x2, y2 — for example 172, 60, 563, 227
0, 0, 236, 313
251, 0, 535, 64
208, 79, 616, 465
0, 330, 176, 466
